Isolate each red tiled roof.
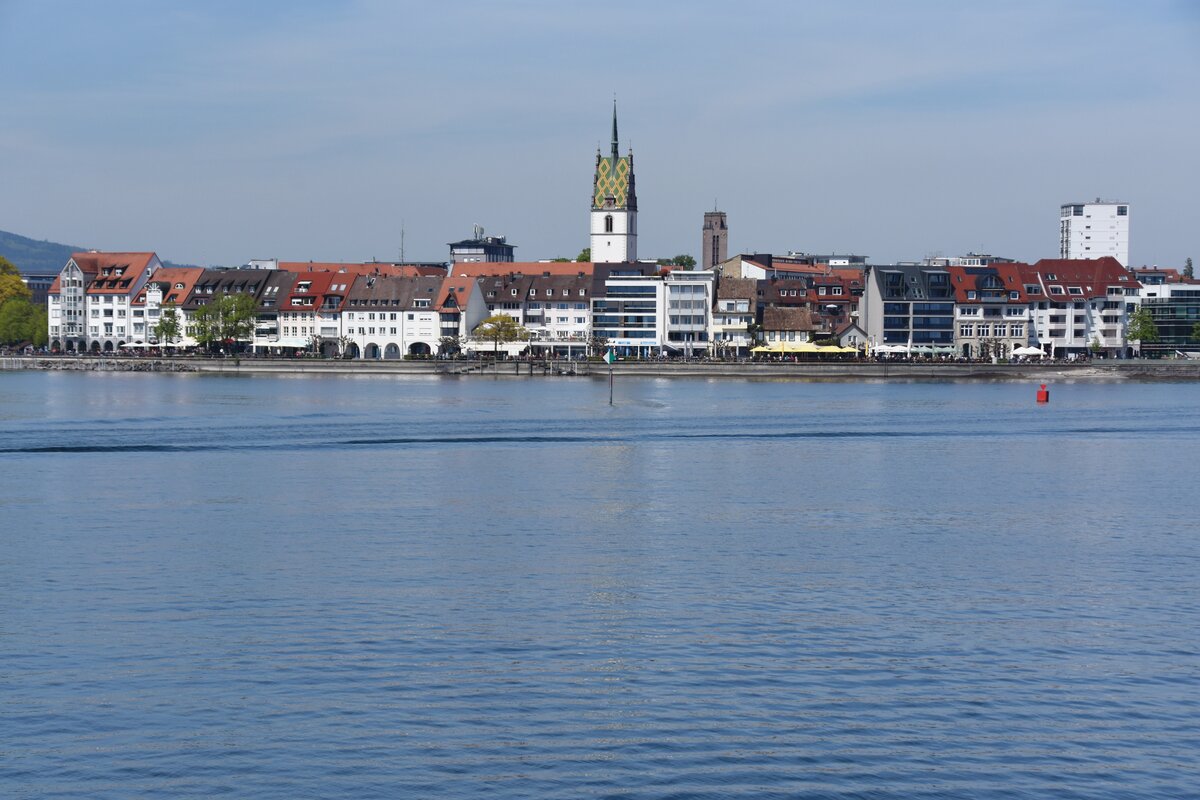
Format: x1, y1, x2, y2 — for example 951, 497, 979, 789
436, 276, 479, 311
1014, 257, 1140, 299
277, 262, 442, 278
281, 271, 342, 313
449, 261, 594, 278
72, 252, 157, 295
763, 306, 817, 332
132, 267, 205, 306
946, 263, 1030, 304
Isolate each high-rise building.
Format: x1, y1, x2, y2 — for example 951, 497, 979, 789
590, 103, 637, 263
702, 210, 727, 271
1059, 200, 1129, 266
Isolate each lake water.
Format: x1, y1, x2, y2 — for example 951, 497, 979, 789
2, 371, 1198, 799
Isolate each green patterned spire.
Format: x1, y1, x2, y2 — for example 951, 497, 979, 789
593, 102, 637, 211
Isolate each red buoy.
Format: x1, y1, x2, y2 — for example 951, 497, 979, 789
1036, 384, 1049, 404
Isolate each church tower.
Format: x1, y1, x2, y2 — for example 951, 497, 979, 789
590, 102, 637, 263
702, 209, 728, 271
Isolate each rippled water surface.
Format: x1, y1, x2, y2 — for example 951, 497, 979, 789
2, 371, 1199, 798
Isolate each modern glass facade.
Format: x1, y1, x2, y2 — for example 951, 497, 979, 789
1141, 290, 1200, 355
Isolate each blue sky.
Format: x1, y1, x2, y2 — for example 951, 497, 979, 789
2, 0, 1197, 267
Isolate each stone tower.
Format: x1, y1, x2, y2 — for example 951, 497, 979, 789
590, 102, 638, 263
702, 209, 728, 271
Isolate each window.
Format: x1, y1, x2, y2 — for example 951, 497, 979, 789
1117, 206, 1128, 216
976, 324, 990, 337
1068, 287, 1083, 296
1010, 324, 1024, 337
604, 215, 614, 233
1049, 286, 1065, 295
959, 324, 973, 337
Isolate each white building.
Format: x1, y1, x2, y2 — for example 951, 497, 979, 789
1022, 257, 1140, 357
591, 265, 714, 357
47, 252, 162, 353
1059, 200, 1130, 266
664, 269, 715, 355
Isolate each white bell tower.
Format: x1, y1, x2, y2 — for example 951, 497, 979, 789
590, 102, 637, 263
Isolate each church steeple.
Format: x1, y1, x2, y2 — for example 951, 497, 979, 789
591, 101, 638, 263
611, 99, 619, 160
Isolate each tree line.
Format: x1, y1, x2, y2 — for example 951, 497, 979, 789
0, 256, 47, 347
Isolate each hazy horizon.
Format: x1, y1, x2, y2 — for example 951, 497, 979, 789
2, 1, 1197, 268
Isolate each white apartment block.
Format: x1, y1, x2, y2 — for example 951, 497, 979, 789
1059, 200, 1130, 266
591, 267, 714, 358
664, 270, 715, 355
48, 252, 161, 353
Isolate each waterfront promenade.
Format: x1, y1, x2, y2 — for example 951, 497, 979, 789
4, 354, 1200, 381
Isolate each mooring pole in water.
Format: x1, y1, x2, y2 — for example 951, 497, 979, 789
1037, 383, 1049, 404
604, 348, 615, 405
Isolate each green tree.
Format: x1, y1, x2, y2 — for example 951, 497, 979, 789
1190, 321, 1200, 343
576, 247, 591, 262
746, 321, 763, 345
153, 304, 181, 348
191, 293, 258, 352
1185, 257, 1194, 279
473, 314, 529, 359
0, 296, 47, 346
659, 254, 696, 269
1127, 307, 1159, 346
0, 255, 32, 308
